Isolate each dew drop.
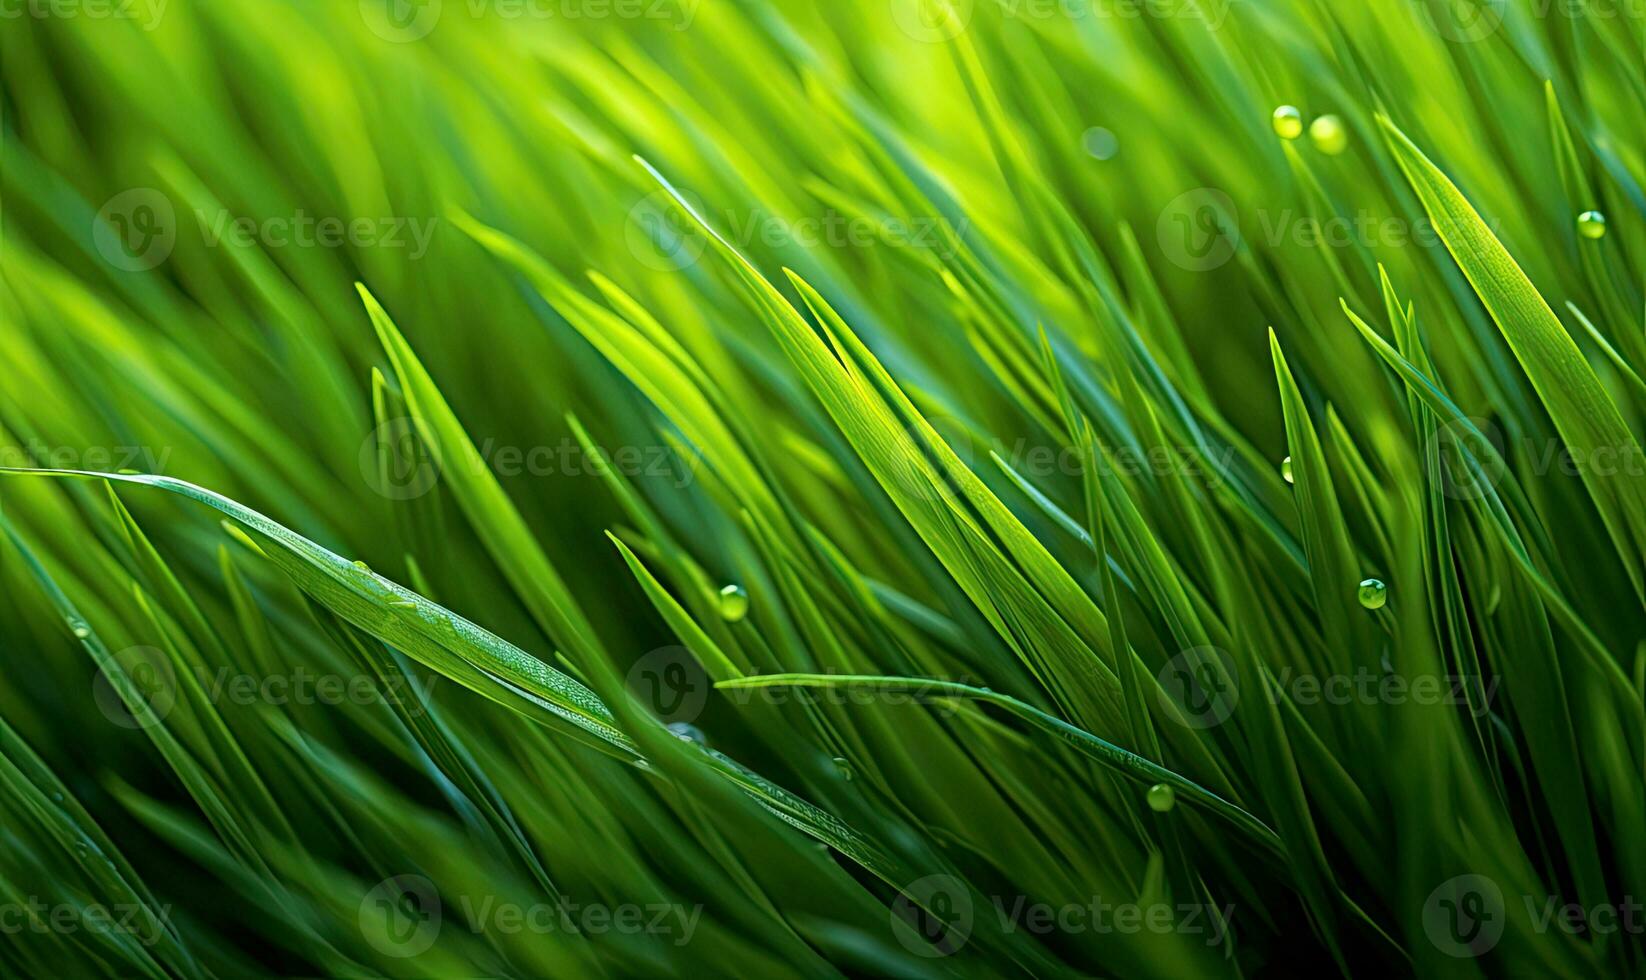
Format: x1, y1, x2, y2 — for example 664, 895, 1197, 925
1082, 126, 1119, 160
666, 721, 707, 746
1281, 456, 1294, 484
1578, 210, 1607, 240
718, 584, 749, 622
832, 756, 854, 781
1309, 115, 1348, 155
1146, 783, 1176, 812
1357, 578, 1388, 609
1272, 105, 1303, 140
72, 625, 91, 639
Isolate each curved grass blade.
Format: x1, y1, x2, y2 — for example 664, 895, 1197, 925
0, 467, 906, 889
1379, 115, 1646, 606
717, 673, 1282, 854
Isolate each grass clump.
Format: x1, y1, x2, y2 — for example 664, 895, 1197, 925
2, 1, 1645, 977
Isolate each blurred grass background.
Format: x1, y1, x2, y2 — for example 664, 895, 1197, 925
2, 0, 1645, 976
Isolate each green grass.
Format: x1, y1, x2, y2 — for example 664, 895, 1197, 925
2, 1, 1645, 976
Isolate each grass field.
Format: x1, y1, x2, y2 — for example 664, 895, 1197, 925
3, 0, 1645, 976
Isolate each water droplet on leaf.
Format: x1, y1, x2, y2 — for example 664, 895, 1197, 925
1358, 578, 1388, 609
1272, 105, 1303, 140
1309, 115, 1348, 155
718, 584, 749, 622
1147, 783, 1176, 812
1281, 456, 1294, 484
1578, 210, 1607, 239
1082, 126, 1119, 160
667, 721, 707, 746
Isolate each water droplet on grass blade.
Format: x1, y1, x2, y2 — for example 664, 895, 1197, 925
1272, 105, 1303, 140
1309, 115, 1348, 155
718, 584, 749, 622
1578, 210, 1607, 239
1358, 578, 1388, 609
832, 757, 854, 781
667, 721, 707, 746
1082, 127, 1118, 160
1147, 783, 1176, 812
1281, 456, 1294, 484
